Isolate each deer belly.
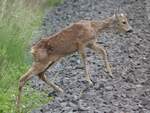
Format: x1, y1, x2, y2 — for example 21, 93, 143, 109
55, 42, 77, 55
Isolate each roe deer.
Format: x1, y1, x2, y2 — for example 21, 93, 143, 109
16, 10, 132, 112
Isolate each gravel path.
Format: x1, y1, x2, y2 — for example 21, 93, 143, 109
31, 0, 150, 113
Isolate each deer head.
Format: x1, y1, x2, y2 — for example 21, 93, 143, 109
114, 8, 133, 33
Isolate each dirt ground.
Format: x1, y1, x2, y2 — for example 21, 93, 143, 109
31, 0, 150, 113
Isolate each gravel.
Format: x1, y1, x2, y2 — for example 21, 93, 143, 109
31, 0, 150, 113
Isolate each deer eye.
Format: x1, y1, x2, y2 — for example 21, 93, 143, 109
122, 21, 126, 24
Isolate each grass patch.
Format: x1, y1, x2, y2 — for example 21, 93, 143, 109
0, 0, 63, 112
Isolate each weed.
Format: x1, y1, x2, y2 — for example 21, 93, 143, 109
0, 0, 62, 112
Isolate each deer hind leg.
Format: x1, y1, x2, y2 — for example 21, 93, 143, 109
16, 61, 51, 113
78, 43, 93, 85
87, 42, 113, 77
38, 72, 64, 93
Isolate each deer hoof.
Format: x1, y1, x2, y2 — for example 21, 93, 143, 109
109, 72, 113, 78
88, 80, 93, 86
58, 88, 64, 93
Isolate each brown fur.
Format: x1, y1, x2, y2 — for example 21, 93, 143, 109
16, 13, 132, 112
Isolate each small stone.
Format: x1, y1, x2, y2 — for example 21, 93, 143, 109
48, 91, 57, 97
78, 100, 89, 110
105, 86, 113, 91
61, 102, 68, 107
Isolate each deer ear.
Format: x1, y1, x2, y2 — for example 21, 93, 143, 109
118, 6, 121, 13
114, 8, 119, 19
119, 7, 127, 17
118, 6, 126, 15
114, 9, 117, 16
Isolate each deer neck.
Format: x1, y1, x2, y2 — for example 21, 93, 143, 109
91, 15, 116, 33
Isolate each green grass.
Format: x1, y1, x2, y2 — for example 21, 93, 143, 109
0, 0, 63, 112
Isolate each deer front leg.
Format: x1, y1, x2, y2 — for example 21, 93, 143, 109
78, 43, 93, 85
88, 42, 113, 77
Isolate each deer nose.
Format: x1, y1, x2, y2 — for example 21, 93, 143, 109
127, 29, 133, 33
